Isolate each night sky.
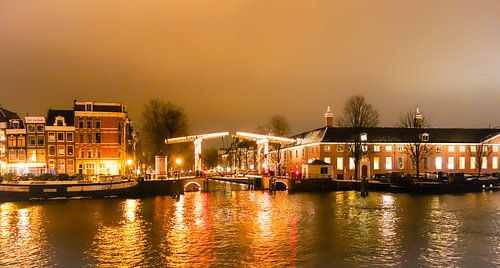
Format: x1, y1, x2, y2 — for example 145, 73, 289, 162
1, 1, 499, 134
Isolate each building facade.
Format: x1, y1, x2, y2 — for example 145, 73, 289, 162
25, 116, 47, 174
45, 110, 76, 175
0, 107, 22, 174
5, 116, 26, 174
280, 108, 500, 179
74, 101, 129, 177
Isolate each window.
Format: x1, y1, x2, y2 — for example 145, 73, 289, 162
118, 133, 122, 145
398, 146, 404, 152
85, 103, 92, 111
337, 145, 344, 152
80, 149, 84, 158
459, 146, 466, 152
86, 119, 92, 128
28, 136, 37, 147
37, 136, 44, 146
360, 133, 367, 141
435, 157, 442, 170
57, 132, 64, 142
67, 145, 74, 156
470, 146, 476, 153
295, 150, 298, 158
349, 158, 355, 170
493, 157, 498, 169
448, 157, 454, 170
385, 157, 392, 170
48, 132, 55, 142
385, 145, 392, 152
8, 150, 17, 161
78, 120, 84, 129
87, 133, 93, 143
10, 120, 19, 129
337, 158, 343, 170
470, 157, 476, 169
36, 124, 44, 133
87, 149, 92, 158
481, 157, 487, 169
493, 146, 499, 153
436, 146, 442, 153
57, 145, 65, 156
48, 145, 55, 156
324, 145, 330, 152
421, 133, 429, 141
424, 158, 429, 170
96, 149, 101, 158
95, 119, 101, 128
96, 133, 101, 143
459, 157, 465, 170
448, 146, 455, 153
398, 157, 404, 169
17, 136, 25, 147
373, 145, 380, 152
66, 132, 73, 142
320, 167, 328, 174
373, 157, 380, 170
27, 125, 35, 133
324, 157, 331, 164
8, 136, 16, 147
67, 159, 75, 174
57, 159, 65, 173
18, 149, 26, 161
79, 133, 84, 143
56, 119, 63, 126
362, 145, 368, 152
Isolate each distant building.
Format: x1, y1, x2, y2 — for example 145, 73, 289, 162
74, 101, 129, 178
25, 116, 47, 174
45, 110, 75, 175
0, 107, 21, 174
281, 108, 500, 179
5, 114, 26, 174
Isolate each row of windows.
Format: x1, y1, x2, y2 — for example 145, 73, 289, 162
47, 132, 74, 143
79, 148, 102, 159
8, 150, 26, 161
7, 136, 25, 147
26, 124, 45, 133
49, 159, 75, 174
77, 118, 101, 129
48, 145, 74, 157
77, 133, 102, 143
321, 145, 500, 153
27, 136, 45, 147
322, 156, 500, 171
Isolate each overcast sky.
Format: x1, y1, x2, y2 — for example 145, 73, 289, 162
1, 0, 499, 134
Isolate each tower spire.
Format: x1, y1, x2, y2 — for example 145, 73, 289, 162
324, 106, 334, 127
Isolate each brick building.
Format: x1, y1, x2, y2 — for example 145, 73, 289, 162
74, 101, 129, 178
0, 107, 21, 174
45, 110, 76, 175
280, 108, 500, 179
25, 116, 47, 174
5, 116, 26, 174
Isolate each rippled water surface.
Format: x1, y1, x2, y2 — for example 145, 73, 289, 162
0, 182, 499, 267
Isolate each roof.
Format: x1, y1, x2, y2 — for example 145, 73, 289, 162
0, 106, 20, 122
74, 101, 126, 113
46, 109, 75, 126
307, 159, 330, 165
292, 127, 500, 144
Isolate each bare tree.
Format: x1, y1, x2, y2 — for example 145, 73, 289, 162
336, 95, 380, 180
400, 109, 434, 179
469, 143, 492, 178
140, 99, 190, 167
258, 114, 292, 176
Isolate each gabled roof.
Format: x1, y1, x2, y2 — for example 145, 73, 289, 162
306, 159, 330, 165
0, 106, 20, 122
46, 109, 75, 126
292, 127, 500, 145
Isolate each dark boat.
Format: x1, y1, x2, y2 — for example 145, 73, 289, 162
0, 180, 139, 201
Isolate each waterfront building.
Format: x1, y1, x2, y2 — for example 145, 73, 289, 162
25, 116, 47, 174
280, 108, 500, 179
74, 101, 129, 178
0, 107, 21, 174
5, 114, 26, 174
45, 110, 76, 175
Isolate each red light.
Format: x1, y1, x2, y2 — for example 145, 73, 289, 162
295, 170, 299, 176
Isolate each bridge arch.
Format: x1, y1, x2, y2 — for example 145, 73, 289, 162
275, 180, 288, 190
184, 181, 202, 192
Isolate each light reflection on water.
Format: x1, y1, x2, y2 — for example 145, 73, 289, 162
0, 183, 498, 267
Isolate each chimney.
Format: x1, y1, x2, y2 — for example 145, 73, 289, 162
324, 106, 334, 127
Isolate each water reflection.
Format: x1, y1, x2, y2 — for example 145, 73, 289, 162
0, 186, 498, 267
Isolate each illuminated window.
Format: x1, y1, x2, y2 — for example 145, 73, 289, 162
398, 146, 404, 152
373, 157, 380, 170
8, 136, 16, 147
493, 146, 499, 153
398, 157, 404, 169
8, 150, 17, 161
482, 157, 487, 169
57, 159, 65, 173
324, 157, 331, 164
448, 157, 454, 170
470, 146, 476, 153
337, 145, 344, 152
435, 157, 442, 170
324, 146, 330, 152
362, 145, 368, 152
448, 146, 454, 152
337, 158, 343, 170
493, 157, 498, 169
57, 145, 65, 156
385, 145, 392, 152
385, 157, 392, 170
87, 149, 92, 158
459, 146, 466, 152
470, 157, 476, 169
67, 159, 75, 174
459, 157, 465, 169
48, 132, 55, 142
18, 149, 26, 161
373, 145, 380, 152
349, 158, 355, 170
436, 146, 442, 153
360, 133, 367, 141
421, 133, 429, 141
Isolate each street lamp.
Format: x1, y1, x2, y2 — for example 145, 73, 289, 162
176, 158, 183, 178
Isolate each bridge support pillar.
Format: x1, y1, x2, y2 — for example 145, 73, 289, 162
202, 178, 209, 192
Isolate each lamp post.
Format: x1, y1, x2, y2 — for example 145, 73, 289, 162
176, 158, 183, 179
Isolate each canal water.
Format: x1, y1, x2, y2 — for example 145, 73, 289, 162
0, 181, 499, 267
